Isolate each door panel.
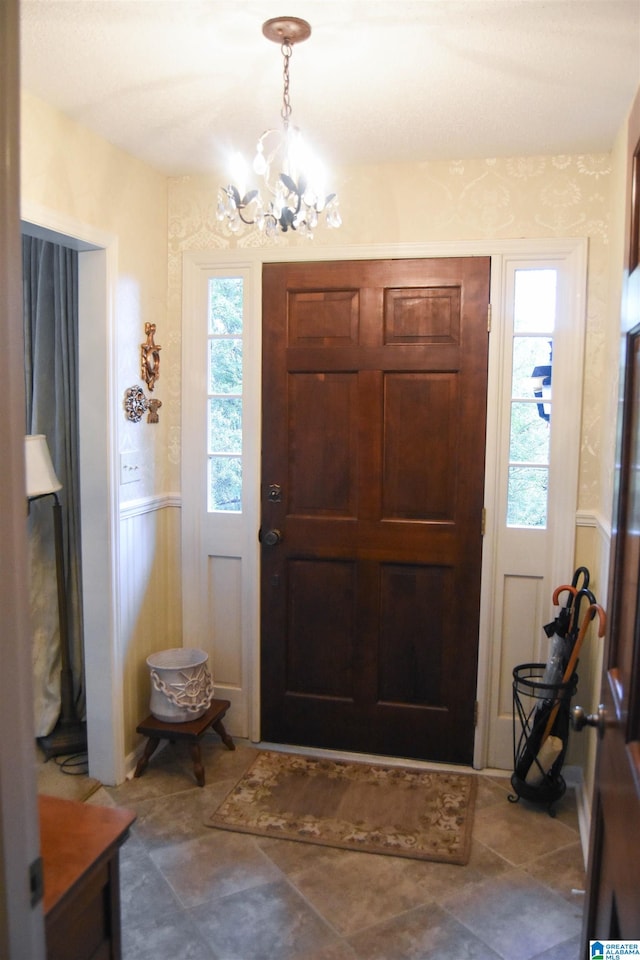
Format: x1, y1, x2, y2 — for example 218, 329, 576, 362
287, 559, 356, 698
581, 108, 640, 945
383, 373, 457, 520
289, 373, 358, 516
378, 563, 452, 705
261, 257, 490, 764
584, 325, 640, 941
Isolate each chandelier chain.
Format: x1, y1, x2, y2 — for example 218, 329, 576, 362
280, 41, 293, 126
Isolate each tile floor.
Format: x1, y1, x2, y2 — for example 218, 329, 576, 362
96, 736, 586, 960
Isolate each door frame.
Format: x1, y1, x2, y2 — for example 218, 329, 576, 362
580, 92, 640, 942
183, 236, 587, 768
0, 0, 46, 950
21, 200, 125, 787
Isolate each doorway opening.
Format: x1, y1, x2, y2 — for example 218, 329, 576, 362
22, 214, 122, 786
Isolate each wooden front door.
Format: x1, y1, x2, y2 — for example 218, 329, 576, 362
260, 257, 490, 764
581, 117, 640, 945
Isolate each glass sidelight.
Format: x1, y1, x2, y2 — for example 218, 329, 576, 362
507, 268, 556, 528
207, 276, 244, 512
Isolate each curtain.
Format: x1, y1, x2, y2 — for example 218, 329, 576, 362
22, 235, 84, 737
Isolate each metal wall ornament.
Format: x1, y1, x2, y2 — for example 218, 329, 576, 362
124, 385, 147, 422
141, 322, 161, 390
124, 386, 162, 424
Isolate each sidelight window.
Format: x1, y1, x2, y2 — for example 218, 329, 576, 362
507, 268, 556, 528
207, 277, 244, 512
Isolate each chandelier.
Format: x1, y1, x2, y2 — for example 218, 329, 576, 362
217, 17, 342, 239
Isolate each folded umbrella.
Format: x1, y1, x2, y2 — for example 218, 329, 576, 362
539, 601, 606, 745
541, 567, 591, 685
515, 593, 604, 785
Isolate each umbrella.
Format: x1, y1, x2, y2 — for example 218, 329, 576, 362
513, 571, 598, 786
541, 567, 591, 686
520, 601, 606, 785
539, 601, 606, 744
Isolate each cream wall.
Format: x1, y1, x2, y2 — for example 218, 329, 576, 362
168, 162, 614, 536
21, 91, 169, 498
168, 155, 612, 511
20, 92, 181, 760
169, 155, 615, 777
20, 85, 624, 776
575, 114, 630, 802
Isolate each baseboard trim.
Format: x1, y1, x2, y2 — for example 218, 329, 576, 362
123, 738, 169, 783
564, 764, 591, 866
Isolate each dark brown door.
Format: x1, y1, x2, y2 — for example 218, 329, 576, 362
580, 117, 640, 946
260, 257, 490, 764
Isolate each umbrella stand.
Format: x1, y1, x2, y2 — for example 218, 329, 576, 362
509, 663, 577, 815
509, 599, 606, 816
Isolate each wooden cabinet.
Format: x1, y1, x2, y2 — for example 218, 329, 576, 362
39, 795, 135, 960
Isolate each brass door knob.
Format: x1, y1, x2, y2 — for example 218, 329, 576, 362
571, 704, 606, 739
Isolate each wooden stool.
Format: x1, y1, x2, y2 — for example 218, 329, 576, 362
134, 698, 234, 787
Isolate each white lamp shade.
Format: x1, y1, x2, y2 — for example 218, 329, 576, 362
25, 434, 62, 498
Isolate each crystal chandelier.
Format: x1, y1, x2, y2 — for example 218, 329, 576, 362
217, 17, 342, 239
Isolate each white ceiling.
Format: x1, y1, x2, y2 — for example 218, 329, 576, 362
20, 1, 640, 177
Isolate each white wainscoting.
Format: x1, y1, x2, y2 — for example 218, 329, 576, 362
119, 495, 182, 763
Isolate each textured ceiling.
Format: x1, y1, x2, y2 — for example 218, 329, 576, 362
20, 1, 640, 177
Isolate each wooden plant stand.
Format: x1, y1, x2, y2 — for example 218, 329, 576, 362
134, 698, 234, 787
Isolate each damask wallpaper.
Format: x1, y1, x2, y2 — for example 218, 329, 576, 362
19, 88, 629, 786
21, 90, 169, 501
19, 91, 619, 522
167, 153, 614, 515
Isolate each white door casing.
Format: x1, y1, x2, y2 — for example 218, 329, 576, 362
21, 203, 125, 786
181, 258, 261, 737
181, 238, 587, 766
481, 244, 588, 769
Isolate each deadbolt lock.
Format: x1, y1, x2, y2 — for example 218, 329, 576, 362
267, 484, 282, 503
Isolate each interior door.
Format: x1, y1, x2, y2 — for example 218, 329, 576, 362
580, 121, 640, 943
261, 257, 490, 764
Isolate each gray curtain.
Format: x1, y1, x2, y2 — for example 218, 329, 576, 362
22, 235, 85, 736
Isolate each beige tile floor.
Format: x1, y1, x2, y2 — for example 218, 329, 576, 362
96, 736, 586, 960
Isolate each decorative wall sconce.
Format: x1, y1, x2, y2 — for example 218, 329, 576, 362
141, 322, 161, 391
124, 386, 162, 424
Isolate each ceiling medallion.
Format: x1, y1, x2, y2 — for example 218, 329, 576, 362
217, 17, 342, 240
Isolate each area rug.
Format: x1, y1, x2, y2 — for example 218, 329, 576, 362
206, 751, 476, 865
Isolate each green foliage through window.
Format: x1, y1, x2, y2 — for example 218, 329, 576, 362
208, 277, 244, 512
507, 269, 556, 528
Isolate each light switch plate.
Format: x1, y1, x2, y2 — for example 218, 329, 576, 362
120, 451, 141, 484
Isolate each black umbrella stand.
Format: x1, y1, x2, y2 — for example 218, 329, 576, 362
508, 662, 578, 816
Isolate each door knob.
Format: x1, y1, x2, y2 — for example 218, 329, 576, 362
260, 528, 283, 546
571, 704, 606, 739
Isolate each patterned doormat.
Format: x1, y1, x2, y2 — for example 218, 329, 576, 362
206, 751, 476, 865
